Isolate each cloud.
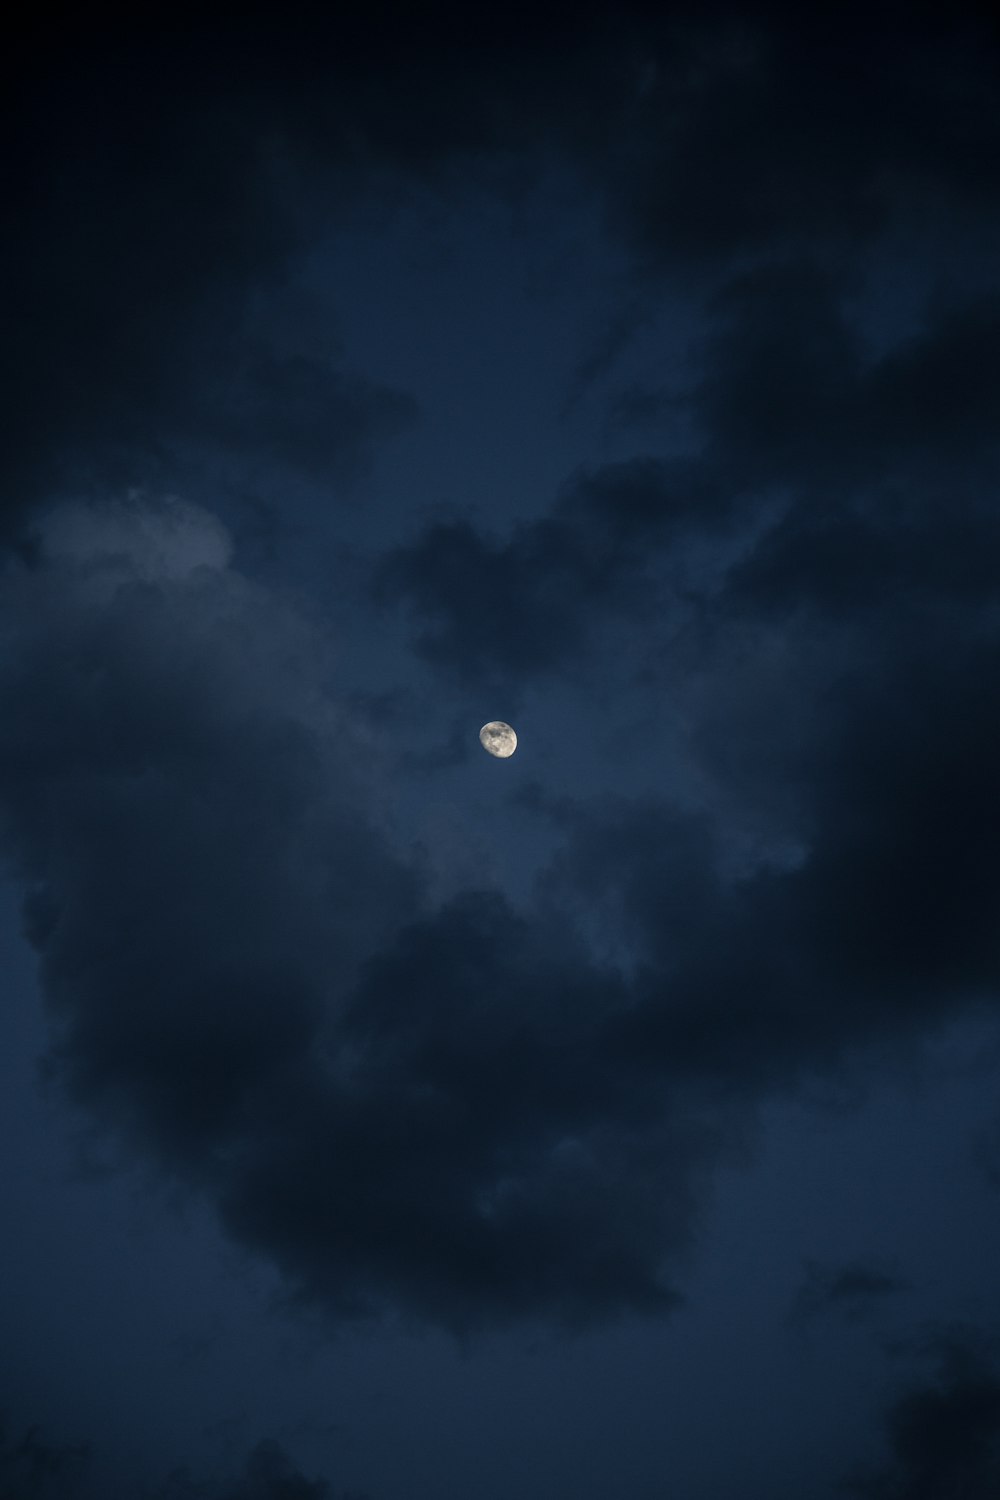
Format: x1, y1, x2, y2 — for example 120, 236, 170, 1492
0, 496, 419, 1171
846, 1330, 1000, 1499
6, 3, 995, 542
601, 4, 1000, 270
0, 1417, 90, 1500
157, 1440, 336, 1500
193, 348, 417, 488
0, 497, 704, 1332
0, 1418, 351, 1500
790, 1260, 908, 1326
579, 628, 1000, 1079
380, 268, 1000, 683
5, 490, 1000, 1335
3, 10, 516, 536
218, 888, 699, 1330
374, 455, 727, 684
1, 5, 635, 536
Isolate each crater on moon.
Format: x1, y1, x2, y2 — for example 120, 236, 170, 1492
480, 721, 517, 758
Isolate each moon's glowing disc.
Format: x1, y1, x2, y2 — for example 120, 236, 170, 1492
480, 721, 517, 758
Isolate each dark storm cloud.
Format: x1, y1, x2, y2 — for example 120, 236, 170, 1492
0, 3, 642, 534
0, 499, 705, 1331
6, 1, 995, 540
374, 456, 725, 681
5, 478, 1000, 1335
381, 268, 1000, 680
375, 0, 999, 677
218, 888, 703, 1330
0, 6, 558, 530
558, 621, 1000, 1085
846, 1330, 1000, 1500
698, 267, 1000, 511
790, 1259, 908, 1325
603, 5, 1000, 270
0, 499, 417, 1167
1, 90, 413, 530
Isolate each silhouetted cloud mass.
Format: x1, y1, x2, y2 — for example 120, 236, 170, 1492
847, 1332, 1000, 1500
4, 4, 997, 533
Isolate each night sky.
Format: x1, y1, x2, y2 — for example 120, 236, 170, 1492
3, 5, 1000, 1497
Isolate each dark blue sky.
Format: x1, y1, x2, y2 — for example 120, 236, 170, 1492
3, 6, 1000, 1497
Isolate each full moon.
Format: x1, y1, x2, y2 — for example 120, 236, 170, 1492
480, 721, 517, 758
